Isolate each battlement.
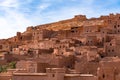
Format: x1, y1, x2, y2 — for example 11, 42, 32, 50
26, 26, 34, 31
74, 15, 87, 20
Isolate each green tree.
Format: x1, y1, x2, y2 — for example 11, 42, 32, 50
0, 66, 3, 73
9, 61, 16, 69
2, 65, 7, 72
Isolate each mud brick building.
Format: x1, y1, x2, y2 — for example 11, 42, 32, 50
1, 13, 120, 80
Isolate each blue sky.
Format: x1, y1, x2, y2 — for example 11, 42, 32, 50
0, 0, 120, 39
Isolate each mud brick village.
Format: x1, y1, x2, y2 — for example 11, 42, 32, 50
1, 13, 120, 80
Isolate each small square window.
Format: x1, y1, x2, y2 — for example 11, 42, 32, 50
103, 74, 105, 78
108, 50, 110, 52
112, 49, 114, 52
110, 43, 112, 46
52, 74, 55, 77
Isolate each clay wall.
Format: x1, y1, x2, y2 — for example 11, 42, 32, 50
0, 73, 12, 80
65, 74, 97, 80
13, 73, 47, 80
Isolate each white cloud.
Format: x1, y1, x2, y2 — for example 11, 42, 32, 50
37, 3, 51, 11
0, 0, 37, 39
0, 0, 19, 8
0, 10, 32, 38
0, 0, 120, 39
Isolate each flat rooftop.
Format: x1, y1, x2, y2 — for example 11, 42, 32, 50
65, 74, 94, 77
13, 73, 47, 76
